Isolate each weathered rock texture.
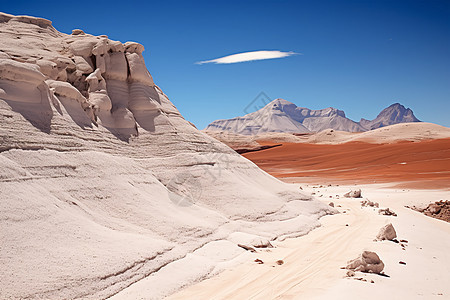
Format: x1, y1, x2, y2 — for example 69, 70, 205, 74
0, 13, 333, 299
376, 223, 397, 241
409, 200, 450, 222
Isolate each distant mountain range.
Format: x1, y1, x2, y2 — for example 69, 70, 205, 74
205, 99, 420, 135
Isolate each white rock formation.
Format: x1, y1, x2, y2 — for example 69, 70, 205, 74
0, 13, 334, 299
346, 251, 385, 274
376, 223, 397, 241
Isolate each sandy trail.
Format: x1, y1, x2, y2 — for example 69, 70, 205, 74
168, 184, 450, 299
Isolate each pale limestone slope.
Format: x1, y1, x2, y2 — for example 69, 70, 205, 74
0, 13, 332, 299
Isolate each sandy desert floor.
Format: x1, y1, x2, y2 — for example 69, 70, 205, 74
166, 138, 450, 299
168, 183, 450, 299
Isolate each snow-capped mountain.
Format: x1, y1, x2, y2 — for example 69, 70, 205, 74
359, 103, 420, 130
205, 99, 420, 135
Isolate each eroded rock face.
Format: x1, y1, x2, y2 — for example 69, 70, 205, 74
0, 13, 333, 300
346, 251, 384, 274
0, 12, 162, 139
376, 223, 397, 241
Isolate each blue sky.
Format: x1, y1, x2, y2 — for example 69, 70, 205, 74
3, 0, 450, 128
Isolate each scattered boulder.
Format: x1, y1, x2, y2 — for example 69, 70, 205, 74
329, 202, 335, 207
346, 270, 355, 277
399, 261, 406, 265
346, 251, 384, 274
361, 199, 379, 208
276, 260, 284, 265
344, 189, 362, 198
376, 223, 397, 241
378, 208, 397, 216
423, 200, 450, 222
254, 259, 264, 264
406, 200, 450, 222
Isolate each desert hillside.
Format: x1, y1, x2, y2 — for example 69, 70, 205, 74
0, 12, 332, 299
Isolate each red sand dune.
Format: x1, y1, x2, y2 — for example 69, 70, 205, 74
242, 138, 450, 189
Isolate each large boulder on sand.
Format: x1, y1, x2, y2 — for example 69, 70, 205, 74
346, 251, 384, 274
376, 223, 397, 241
344, 189, 362, 198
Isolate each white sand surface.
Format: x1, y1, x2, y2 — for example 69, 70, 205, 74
167, 183, 450, 299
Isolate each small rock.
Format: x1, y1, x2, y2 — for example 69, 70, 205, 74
71, 29, 85, 35
370, 280, 375, 283
346, 270, 355, 277
344, 189, 362, 198
238, 244, 256, 252
329, 202, 335, 207
378, 208, 397, 216
276, 260, 284, 265
400, 239, 408, 243
355, 277, 367, 282
361, 199, 379, 208
254, 259, 264, 264
346, 251, 384, 274
399, 261, 406, 265
427, 203, 441, 214
376, 223, 397, 241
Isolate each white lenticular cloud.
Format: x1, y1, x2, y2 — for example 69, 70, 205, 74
196, 50, 299, 65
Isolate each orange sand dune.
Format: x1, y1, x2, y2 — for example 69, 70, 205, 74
243, 138, 450, 189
